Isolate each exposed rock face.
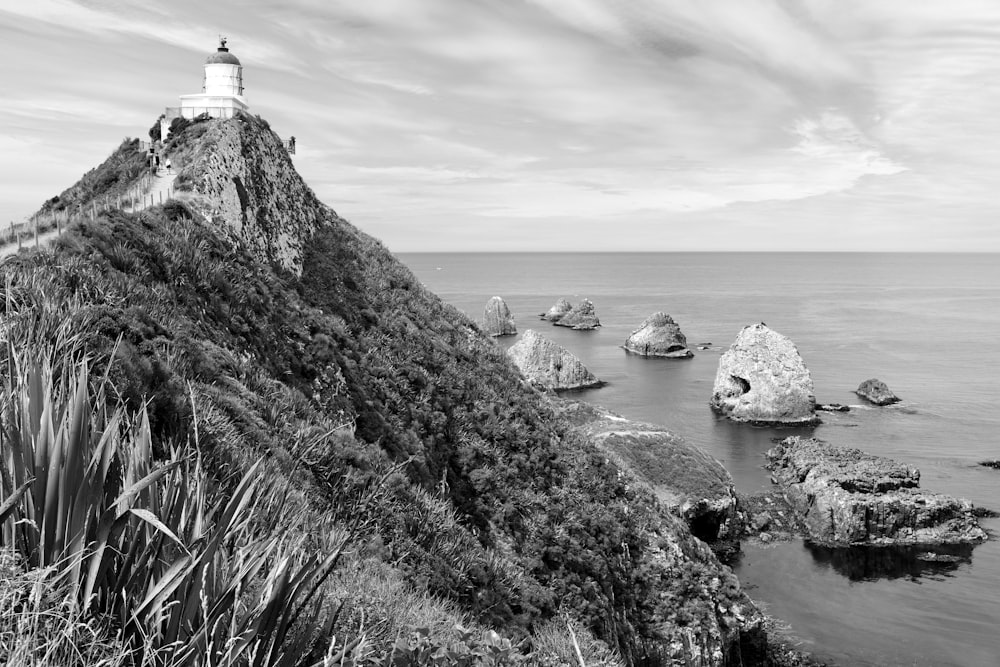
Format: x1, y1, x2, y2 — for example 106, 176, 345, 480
554, 299, 601, 330
560, 401, 739, 549
710, 323, 818, 425
176, 115, 330, 275
767, 437, 987, 546
506, 330, 602, 390
482, 296, 516, 337
855, 378, 900, 406
622, 312, 693, 358
539, 298, 572, 322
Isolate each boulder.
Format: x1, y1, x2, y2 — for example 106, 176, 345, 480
560, 401, 739, 551
554, 299, 601, 330
767, 437, 987, 546
482, 296, 516, 337
622, 312, 693, 358
506, 330, 602, 390
539, 298, 572, 322
710, 323, 818, 425
855, 378, 900, 406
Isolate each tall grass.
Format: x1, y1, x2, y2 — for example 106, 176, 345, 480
0, 348, 352, 665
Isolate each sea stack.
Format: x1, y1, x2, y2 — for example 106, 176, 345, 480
623, 312, 693, 358
482, 296, 516, 337
855, 378, 900, 406
507, 330, 602, 390
710, 323, 818, 425
540, 298, 572, 322
554, 299, 601, 330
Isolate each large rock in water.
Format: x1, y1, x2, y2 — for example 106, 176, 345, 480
767, 437, 987, 546
506, 330, 602, 390
559, 401, 739, 551
554, 299, 601, 330
710, 323, 818, 425
855, 378, 900, 406
623, 312, 693, 358
539, 298, 572, 322
482, 296, 516, 337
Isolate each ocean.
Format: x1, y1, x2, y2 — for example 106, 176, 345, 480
398, 252, 1000, 667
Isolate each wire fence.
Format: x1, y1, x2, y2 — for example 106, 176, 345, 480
2, 172, 176, 250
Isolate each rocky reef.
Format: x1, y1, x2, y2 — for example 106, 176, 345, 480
622, 312, 693, 358
507, 330, 602, 390
766, 437, 987, 546
539, 298, 572, 322
559, 401, 739, 552
855, 378, 900, 406
482, 296, 516, 337
553, 299, 601, 330
710, 323, 818, 425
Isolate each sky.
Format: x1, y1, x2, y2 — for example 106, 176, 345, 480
2, 0, 1000, 252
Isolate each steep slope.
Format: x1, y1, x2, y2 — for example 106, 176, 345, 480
1, 113, 802, 666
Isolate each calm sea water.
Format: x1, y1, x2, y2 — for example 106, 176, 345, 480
398, 252, 1000, 667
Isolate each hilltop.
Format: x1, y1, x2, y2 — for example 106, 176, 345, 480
0, 112, 810, 666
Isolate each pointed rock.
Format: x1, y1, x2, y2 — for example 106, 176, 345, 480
554, 298, 601, 330
710, 323, 818, 425
623, 312, 693, 358
855, 378, 900, 406
539, 298, 572, 322
482, 296, 516, 337
507, 330, 602, 390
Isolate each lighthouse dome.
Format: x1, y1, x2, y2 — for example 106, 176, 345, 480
206, 48, 241, 66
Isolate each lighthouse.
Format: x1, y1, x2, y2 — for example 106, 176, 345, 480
162, 37, 249, 139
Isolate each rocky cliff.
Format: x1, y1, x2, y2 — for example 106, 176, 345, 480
710, 323, 818, 425
4, 114, 807, 667
170, 114, 329, 274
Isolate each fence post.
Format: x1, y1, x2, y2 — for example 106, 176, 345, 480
34, 217, 39, 247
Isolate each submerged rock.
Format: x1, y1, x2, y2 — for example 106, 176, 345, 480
710, 323, 818, 425
506, 330, 602, 390
817, 403, 851, 413
482, 296, 516, 337
561, 401, 739, 552
539, 298, 572, 322
554, 299, 601, 330
855, 378, 900, 406
767, 436, 987, 546
622, 312, 693, 358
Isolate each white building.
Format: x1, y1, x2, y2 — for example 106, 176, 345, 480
162, 38, 248, 139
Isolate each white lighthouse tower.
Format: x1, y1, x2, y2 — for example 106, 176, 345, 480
162, 37, 249, 139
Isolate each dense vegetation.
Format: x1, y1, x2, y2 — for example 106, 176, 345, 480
0, 117, 777, 665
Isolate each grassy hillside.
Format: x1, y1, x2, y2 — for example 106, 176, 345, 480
0, 114, 796, 666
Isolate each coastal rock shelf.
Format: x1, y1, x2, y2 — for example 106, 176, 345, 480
710, 323, 818, 425
507, 330, 602, 390
562, 402, 739, 550
766, 436, 987, 546
482, 296, 516, 336
622, 312, 693, 358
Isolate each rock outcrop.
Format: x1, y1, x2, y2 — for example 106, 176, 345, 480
560, 401, 739, 550
855, 378, 900, 406
710, 323, 818, 425
507, 330, 602, 390
482, 296, 516, 337
554, 299, 601, 330
174, 115, 330, 275
539, 298, 572, 322
622, 312, 693, 358
767, 437, 987, 546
